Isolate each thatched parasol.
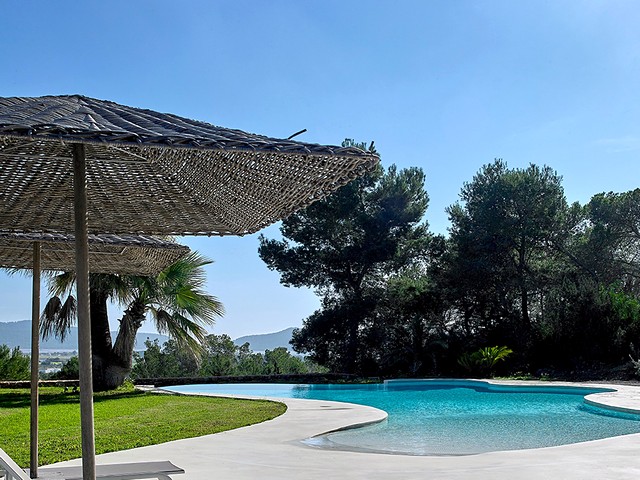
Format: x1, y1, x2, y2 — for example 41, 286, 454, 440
0, 95, 379, 480
0, 95, 377, 236
0, 232, 189, 276
0, 232, 189, 477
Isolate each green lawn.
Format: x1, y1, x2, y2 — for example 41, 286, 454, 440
0, 385, 286, 468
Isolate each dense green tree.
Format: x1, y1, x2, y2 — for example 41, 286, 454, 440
199, 334, 238, 376
586, 189, 640, 289
446, 160, 567, 352
264, 347, 306, 374
259, 143, 430, 374
443, 163, 640, 373
233, 343, 263, 375
531, 190, 640, 368
526, 189, 640, 369
52, 355, 80, 380
41, 252, 223, 390
376, 268, 450, 376
0, 345, 30, 380
131, 340, 165, 378
131, 334, 318, 378
131, 339, 199, 379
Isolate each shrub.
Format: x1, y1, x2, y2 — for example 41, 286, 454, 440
53, 356, 79, 380
458, 346, 513, 377
0, 345, 30, 380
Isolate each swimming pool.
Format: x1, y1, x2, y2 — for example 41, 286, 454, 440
165, 380, 640, 455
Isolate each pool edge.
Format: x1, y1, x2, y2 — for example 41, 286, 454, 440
384, 378, 640, 417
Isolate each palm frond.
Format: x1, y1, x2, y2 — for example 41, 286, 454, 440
148, 251, 223, 328
153, 309, 208, 356
170, 286, 224, 322
40, 295, 77, 341
2, 267, 33, 278
46, 271, 76, 297
157, 251, 212, 290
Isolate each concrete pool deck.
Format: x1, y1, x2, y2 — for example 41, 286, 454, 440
50, 380, 640, 479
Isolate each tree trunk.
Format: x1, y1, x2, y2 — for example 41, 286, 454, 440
517, 240, 531, 349
90, 296, 145, 391
520, 280, 529, 326
103, 301, 146, 390
346, 315, 359, 374
89, 289, 114, 391
98, 361, 133, 391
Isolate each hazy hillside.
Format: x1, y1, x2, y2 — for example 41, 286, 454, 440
0, 320, 168, 351
233, 327, 295, 352
1, 320, 297, 354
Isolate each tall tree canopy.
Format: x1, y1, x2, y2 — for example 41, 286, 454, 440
259, 153, 639, 379
538, 189, 640, 366
585, 189, 640, 289
259, 141, 430, 374
445, 159, 567, 352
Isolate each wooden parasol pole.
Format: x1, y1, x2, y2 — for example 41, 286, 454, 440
73, 143, 96, 480
29, 241, 40, 478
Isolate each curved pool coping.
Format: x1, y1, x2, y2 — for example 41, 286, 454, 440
49, 379, 640, 479
384, 378, 640, 417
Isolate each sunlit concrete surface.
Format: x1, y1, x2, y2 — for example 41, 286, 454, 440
49, 380, 640, 480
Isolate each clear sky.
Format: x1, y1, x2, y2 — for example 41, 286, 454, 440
1, 1, 639, 339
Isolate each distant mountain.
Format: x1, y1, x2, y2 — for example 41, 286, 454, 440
234, 327, 295, 352
1, 320, 298, 354
0, 320, 168, 352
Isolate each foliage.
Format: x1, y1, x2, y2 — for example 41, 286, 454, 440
458, 346, 513, 377
586, 189, 640, 287
446, 159, 567, 352
200, 334, 239, 376
41, 251, 223, 390
52, 355, 79, 380
236, 343, 268, 375
607, 285, 640, 325
259, 153, 640, 378
0, 386, 285, 468
524, 189, 640, 370
131, 339, 199, 379
375, 265, 450, 377
0, 345, 30, 380
131, 334, 321, 379
264, 347, 307, 374
260, 143, 431, 374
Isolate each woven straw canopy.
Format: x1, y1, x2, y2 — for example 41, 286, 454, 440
0, 232, 189, 276
0, 95, 379, 236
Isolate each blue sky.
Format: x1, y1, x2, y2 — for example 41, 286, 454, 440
1, 1, 639, 339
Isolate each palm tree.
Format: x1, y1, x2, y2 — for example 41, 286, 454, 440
41, 252, 224, 391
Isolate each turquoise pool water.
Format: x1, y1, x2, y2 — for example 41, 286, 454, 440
165, 380, 640, 455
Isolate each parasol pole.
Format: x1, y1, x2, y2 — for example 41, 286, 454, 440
29, 241, 40, 478
73, 143, 96, 480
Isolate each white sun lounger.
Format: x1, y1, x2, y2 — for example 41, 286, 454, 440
1, 448, 184, 480
0, 446, 30, 480
33, 461, 184, 480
